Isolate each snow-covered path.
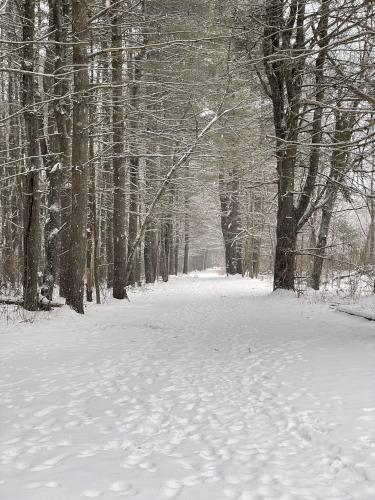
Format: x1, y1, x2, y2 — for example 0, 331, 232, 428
1, 272, 375, 500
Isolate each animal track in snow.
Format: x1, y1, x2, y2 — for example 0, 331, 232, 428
83, 489, 101, 498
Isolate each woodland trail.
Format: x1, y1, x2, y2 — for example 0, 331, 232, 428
1, 271, 375, 499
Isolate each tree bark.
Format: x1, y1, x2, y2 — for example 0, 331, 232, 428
67, 0, 89, 313
183, 201, 189, 275
174, 225, 179, 275
219, 167, 242, 275
111, 1, 128, 299
22, 0, 41, 311
48, 0, 71, 298
144, 218, 157, 283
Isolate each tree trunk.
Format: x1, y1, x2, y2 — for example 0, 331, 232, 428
106, 209, 114, 288
43, 147, 60, 301
41, 18, 60, 301
309, 196, 335, 290
174, 225, 179, 275
48, 0, 71, 298
144, 218, 157, 283
92, 165, 101, 304
127, 157, 139, 286
273, 178, 297, 290
219, 167, 242, 275
67, 0, 89, 313
160, 222, 171, 282
86, 227, 93, 302
22, 0, 41, 311
111, 2, 128, 299
183, 204, 189, 275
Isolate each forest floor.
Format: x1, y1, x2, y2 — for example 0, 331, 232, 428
1, 270, 375, 500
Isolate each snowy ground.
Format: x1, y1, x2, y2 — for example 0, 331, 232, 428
1, 271, 375, 500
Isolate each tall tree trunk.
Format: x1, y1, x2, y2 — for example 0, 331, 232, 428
49, 0, 71, 298
309, 195, 335, 290
111, 1, 128, 299
219, 167, 242, 275
43, 148, 60, 300
106, 209, 114, 288
183, 200, 189, 275
86, 227, 93, 302
144, 218, 157, 283
41, 12, 60, 301
127, 157, 139, 286
160, 222, 171, 282
174, 225, 179, 275
67, 0, 89, 313
22, 0, 41, 311
91, 165, 101, 304
86, 105, 95, 303
273, 160, 297, 289
127, 9, 146, 285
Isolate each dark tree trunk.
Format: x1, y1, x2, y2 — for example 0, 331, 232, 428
111, 2, 128, 299
309, 199, 334, 290
22, 0, 40, 311
86, 227, 93, 302
273, 196, 297, 290
127, 157, 139, 286
86, 60, 94, 303
160, 222, 171, 282
183, 206, 189, 275
127, 29, 145, 286
273, 154, 297, 289
219, 167, 242, 275
40, 17, 60, 301
169, 226, 175, 276
106, 209, 114, 288
48, 0, 71, 298
91, 165, 101, 304
43, 147, 60, 301
144, 218, 157, 283
174, 226, 179, 275
67, 0, 89, 313
251, 236, 261, 278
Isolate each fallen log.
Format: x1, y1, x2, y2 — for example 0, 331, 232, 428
336, 305, 375, 321
0, 298, 64, 309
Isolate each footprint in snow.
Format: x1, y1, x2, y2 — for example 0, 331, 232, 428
223, 488, 240, 499
45, 481, 60, 488
225, 475, 241, 485
182, 475, 201, 486
163, 479, 182, 498
15, 461, 29, 470
109, 481, 132, 492
33, 407, 55, 418
358, 414, 375, 422
77, 448, 99, 458
83, 489, 101, 498
25, 482, 43, 489
31, 453, 67, 471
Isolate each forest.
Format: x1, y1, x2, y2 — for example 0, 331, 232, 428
0, 0, 373, 313
1, 2, 375, 499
